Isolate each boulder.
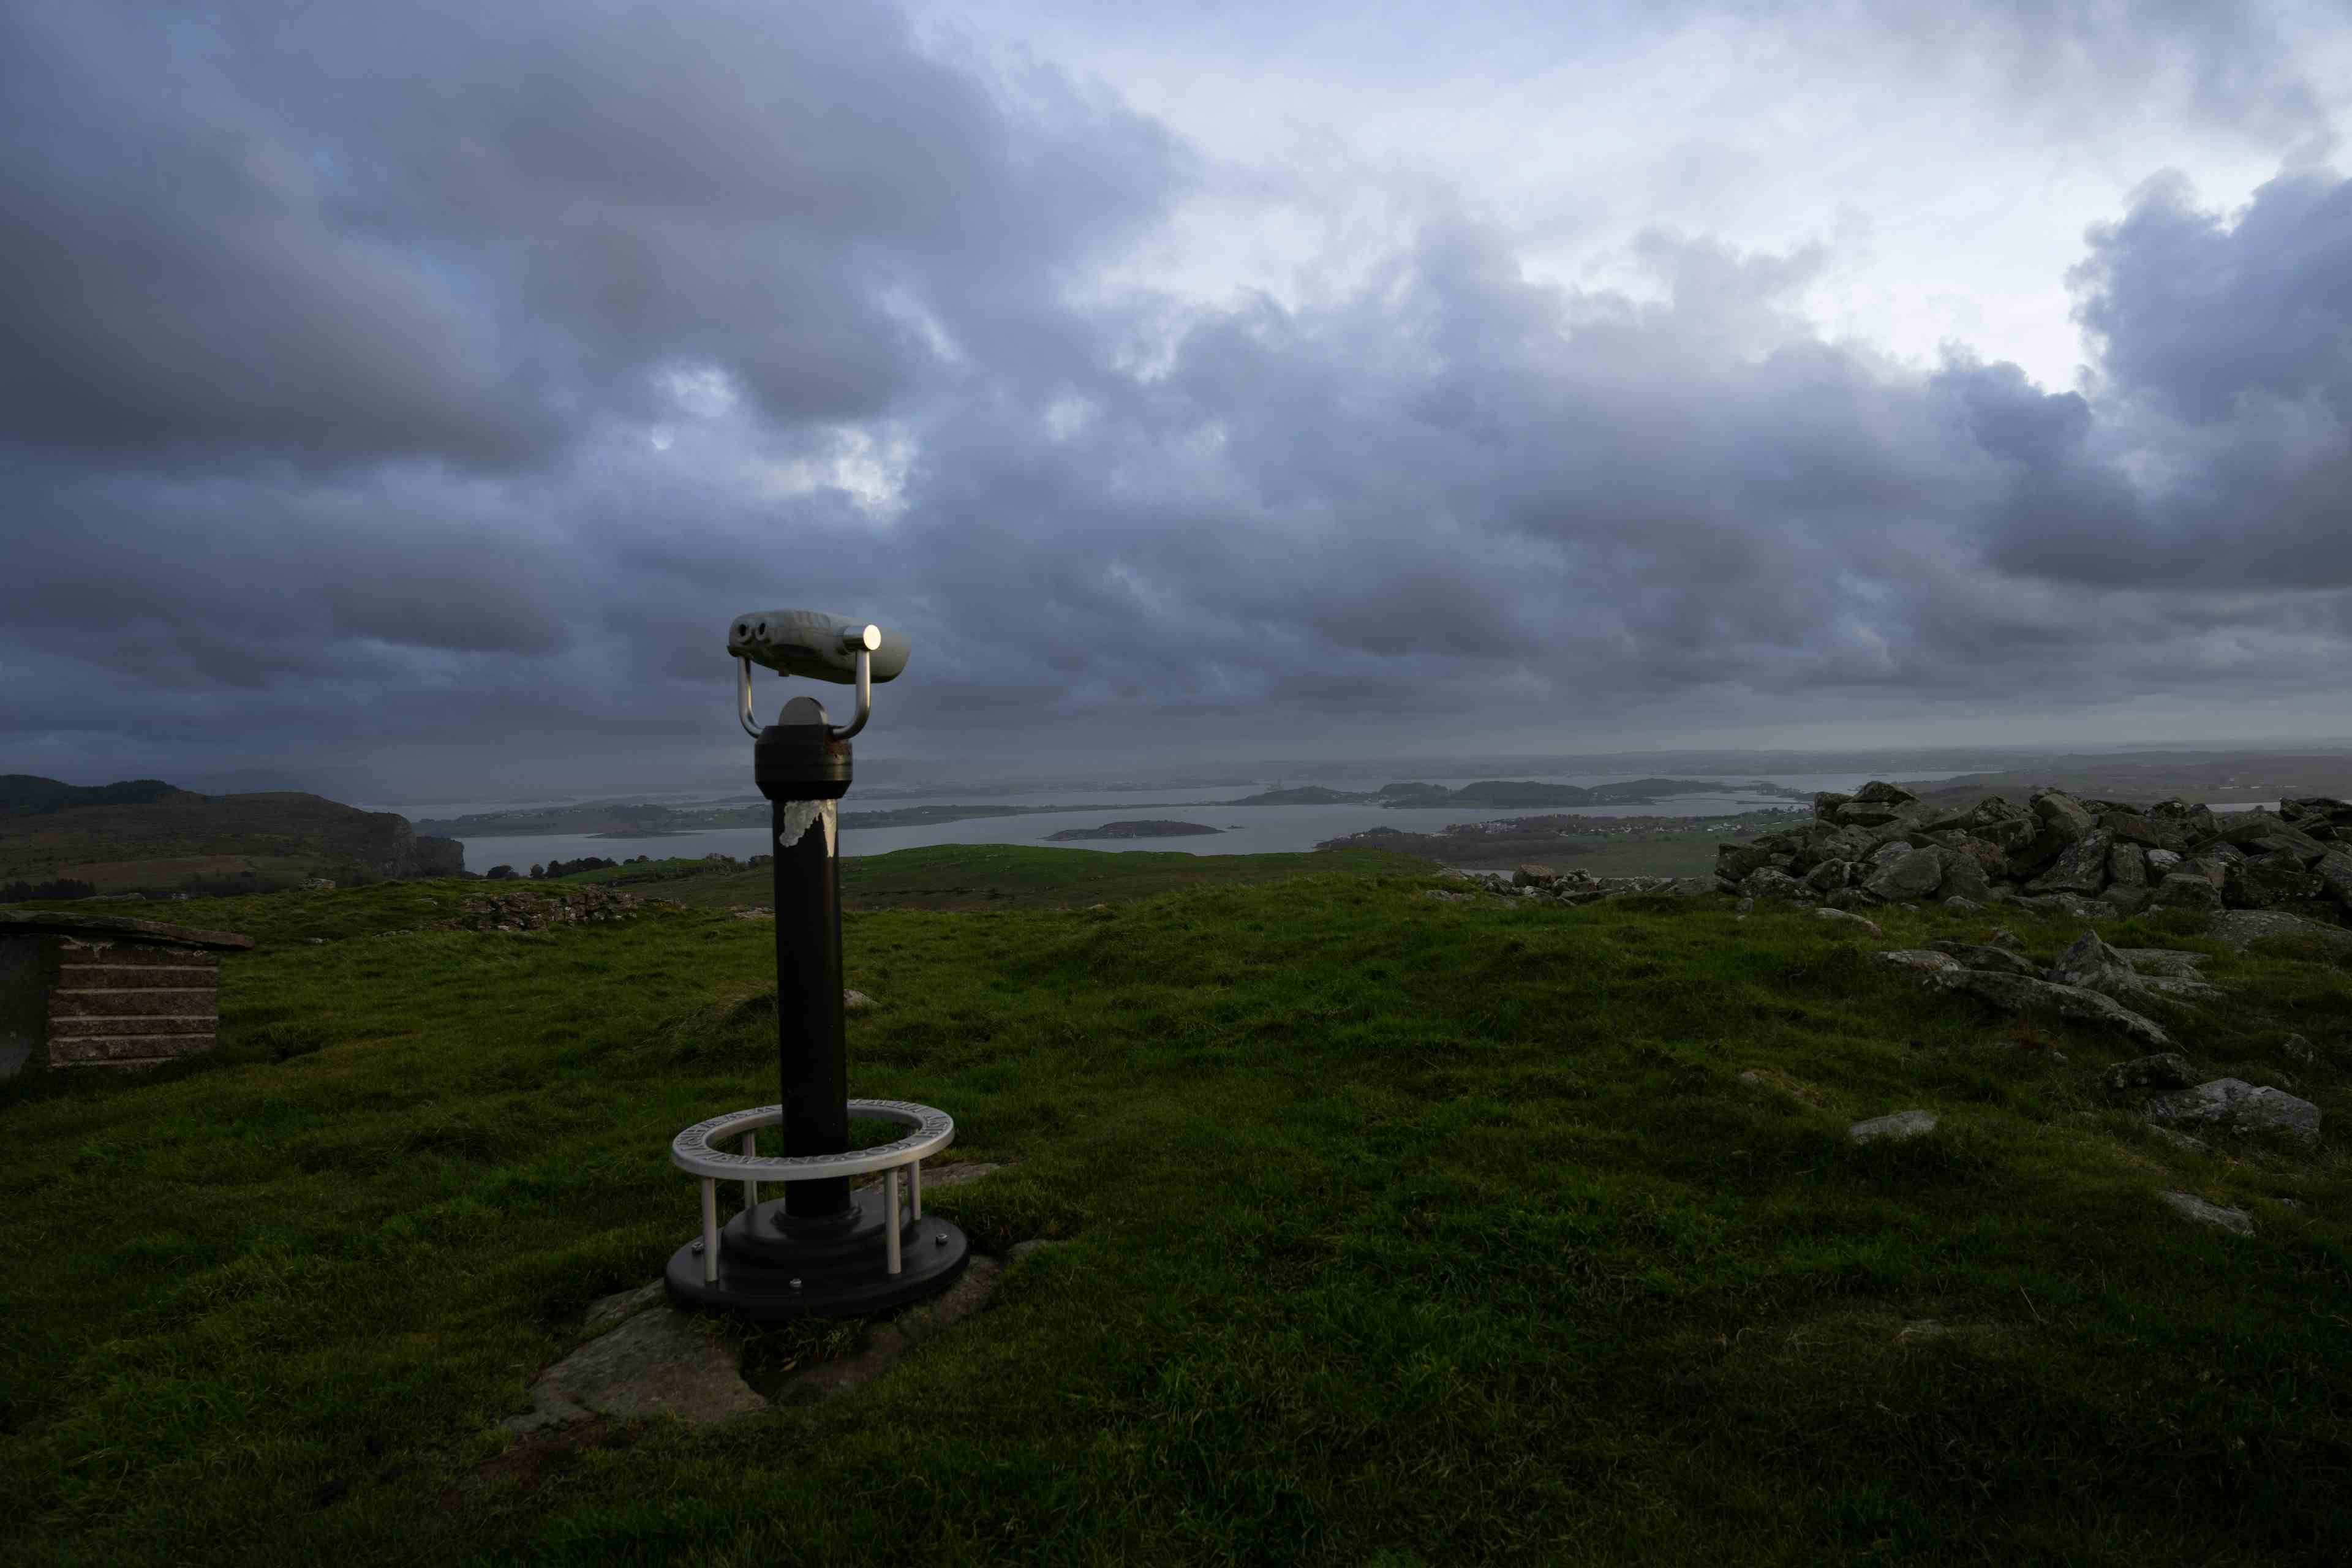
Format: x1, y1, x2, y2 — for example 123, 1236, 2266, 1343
1874, 948, 1963, 974
2027, 829, 2113, 896
1922, 968, 2172, 1047
2106, 842, 2149, 888
2239, 855, 2323, 907
2100, 885, 2153, 916
2150, 873, 2223, 913
2030, 790, 2098, 842
1801, 859, 1852, 895
1936, 846, 1992, 903
1716, 843, 1779, 881
2315, 852, 2352, 907
2104, 1052, 2199, 1092
1852, 780, 1920, 806
2145, 848, 2182, 875
1944, 895, 1985, 913
2141, 1078, 2321, 1144
1864, 846, 1945, 902
1740, 867, 1806, 902
1867, 840, 1917, 866
2046, 930, 2144, 1000
2159, 1191, 2254, 1236
1836, 802, 1910, 828
1815, 907, 1882, 935
1513, 864, 1561, 888
1849, 1109, 1937, 1144
1812, 791, 1855, 820
1925, 940, 2039, 977
2282, 1035, 2321, 1068
2207, 909, 2352, 956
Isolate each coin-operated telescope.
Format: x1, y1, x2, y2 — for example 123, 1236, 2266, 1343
663, 610, 968, 1319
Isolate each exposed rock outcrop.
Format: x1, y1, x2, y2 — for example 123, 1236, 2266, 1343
1714, 786, 2352, 928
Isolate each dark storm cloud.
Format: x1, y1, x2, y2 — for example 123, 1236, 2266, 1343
0, 1, 1180, 465
2, 0, 2349, 790
1983, 170, 2352, 590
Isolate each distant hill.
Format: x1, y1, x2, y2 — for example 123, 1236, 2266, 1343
0, 775, 465, 897
0, 775, 190, 816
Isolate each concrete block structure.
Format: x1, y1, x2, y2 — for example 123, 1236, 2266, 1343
0, 911, 253, 1079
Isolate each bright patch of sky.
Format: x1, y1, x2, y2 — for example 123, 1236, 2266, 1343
918, 0, 2351, 388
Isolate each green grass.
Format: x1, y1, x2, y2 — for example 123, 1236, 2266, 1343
643, 842, 1439, 911
4, 858, 2351, 1564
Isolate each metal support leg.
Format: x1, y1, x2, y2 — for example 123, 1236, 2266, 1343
885, 1167, 903, 1276
740, 1133, 759, 1212
911, 1158, 922, 1220
701, 1178, 720, 1284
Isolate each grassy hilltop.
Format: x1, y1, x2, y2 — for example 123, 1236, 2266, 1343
3, 846, 2350, 1564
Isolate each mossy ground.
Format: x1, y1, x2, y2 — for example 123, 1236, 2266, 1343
3, 851, 2349, 1564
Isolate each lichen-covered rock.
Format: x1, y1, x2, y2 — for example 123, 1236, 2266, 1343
2030, 790, 2097, 842
2106, 842, 2149, 888
2150, 872, 2223, 913
2104, 1052, 2199, 1092
2027, 829, 2114, 896
1925, 940, 2038, 977
2160, 1191, 2254, 1236
2046, 930, 2144, 1000
2206, 910, 2352, 956
1864, 846, 1945, 902
1740, 867, 1806, 902
1513, 864, 1560, 888
1814, 907, 1882, 935
1801, 858, 1852, 894
1935, 846, 1992, 903
1922, 968, 2172, 1047
2142, 1079, 2321, 1144
1874, 948, 1962, 974
1850, 1109, 1937, 1144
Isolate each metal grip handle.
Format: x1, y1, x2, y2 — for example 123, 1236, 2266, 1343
737, 625, 873, 739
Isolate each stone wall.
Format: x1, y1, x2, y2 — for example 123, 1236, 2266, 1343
0, 911, 252, 1079
1716, 783, 2352, 922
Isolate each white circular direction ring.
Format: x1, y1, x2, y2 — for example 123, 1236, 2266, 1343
669, 1098, 954, 1181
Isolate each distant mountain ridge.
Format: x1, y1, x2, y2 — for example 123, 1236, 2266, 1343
0, 775, 192, 817
0, 774, 465, 896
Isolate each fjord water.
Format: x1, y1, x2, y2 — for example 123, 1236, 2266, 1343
448, 770, 1992, 874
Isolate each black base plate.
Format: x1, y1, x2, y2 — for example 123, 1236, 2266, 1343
665, 1187, 970, 1321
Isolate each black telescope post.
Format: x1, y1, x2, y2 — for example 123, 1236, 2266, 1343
663, 639, 968, 1322
760, 696, 853, 1229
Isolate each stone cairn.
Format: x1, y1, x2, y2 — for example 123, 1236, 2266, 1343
1713, 782, 2352, 922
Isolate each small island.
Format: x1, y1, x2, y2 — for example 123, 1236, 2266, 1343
1044, 820, 1223, 841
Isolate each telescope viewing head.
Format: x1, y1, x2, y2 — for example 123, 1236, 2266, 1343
729, 608, 911, 742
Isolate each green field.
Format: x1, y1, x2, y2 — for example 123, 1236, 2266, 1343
4, 849, 2350, 1564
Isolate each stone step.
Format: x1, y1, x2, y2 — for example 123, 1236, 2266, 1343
52, 963, 226, 990
48, 1014, 214, 1038
48, 1032, 217, 1063
49, 989, 217, 1019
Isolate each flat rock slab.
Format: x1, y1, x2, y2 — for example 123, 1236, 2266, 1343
1815, 908, 1882, 935
2111, 948, 2209, 977
507, 1305, 765, 1433
1851, 1109, 1939, 1144
1922, 968, 2171, 1048
1874, 949, 1962, 973
2160, 1191, 2255, 1236
2143, 1078, 2322, 1144
2207, 910, 2352, 955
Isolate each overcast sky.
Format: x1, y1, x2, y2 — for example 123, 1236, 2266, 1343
5, 0, 2349, 801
